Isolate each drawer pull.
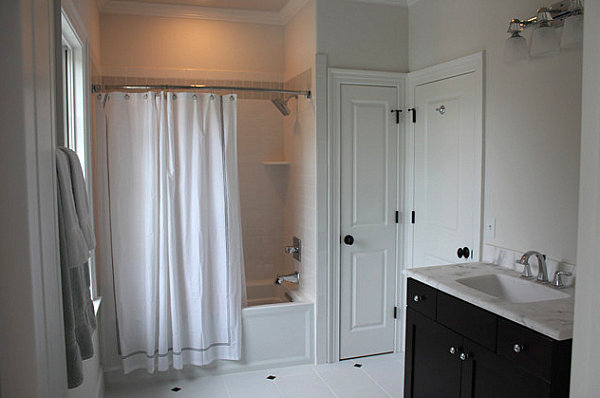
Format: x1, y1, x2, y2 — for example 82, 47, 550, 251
449, 346, 456, 355
513, 344, 524, 353
413, 295, 421, 302
459, 352, 470, 361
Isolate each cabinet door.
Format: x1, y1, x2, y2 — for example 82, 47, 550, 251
460, 338, 551, 398
405, 308, 462, 398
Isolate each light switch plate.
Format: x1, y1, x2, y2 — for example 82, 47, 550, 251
484, 217, 496, 239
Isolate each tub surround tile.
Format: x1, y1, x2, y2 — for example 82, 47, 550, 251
237, 99, 287, 282
283, 69, 317, 303
405, 262, 575, 340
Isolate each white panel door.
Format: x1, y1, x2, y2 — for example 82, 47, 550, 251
412, 72, 482, 267
339, 84, 398, 359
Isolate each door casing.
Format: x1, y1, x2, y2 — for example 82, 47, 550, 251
325, 52, 484, 363
327, 68, 406, 363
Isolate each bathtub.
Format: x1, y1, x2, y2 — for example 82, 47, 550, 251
246, 278, 295, 306
232, 280, 314, 371
105, 279, 314, 384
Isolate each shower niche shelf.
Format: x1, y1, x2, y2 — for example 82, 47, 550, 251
262, 161, 291, 166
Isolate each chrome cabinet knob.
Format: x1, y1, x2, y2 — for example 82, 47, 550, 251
449, 347, 456, 355
413, 295, 420, 302
459, 352, 470, 361
513, 344, 523, 353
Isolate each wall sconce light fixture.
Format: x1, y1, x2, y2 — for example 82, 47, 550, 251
505, 0, 584, 63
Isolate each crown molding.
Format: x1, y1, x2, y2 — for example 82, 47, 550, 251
96, 0, 111, 9
280, 0, 310, 24
351, 0, 409, 6
99, 0, 310, 25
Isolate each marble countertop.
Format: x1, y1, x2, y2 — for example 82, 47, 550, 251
404, 262, 575, 341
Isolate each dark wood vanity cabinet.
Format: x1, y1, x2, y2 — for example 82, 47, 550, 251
404, 278, 572, 398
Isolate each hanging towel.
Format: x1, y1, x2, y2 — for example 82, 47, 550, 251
61, 147, 95, 250
56, 147, 97, 388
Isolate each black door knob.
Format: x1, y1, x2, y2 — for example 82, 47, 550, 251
457, 247, 464, 258
344, 235, 354, 245
463, 247, 470, 258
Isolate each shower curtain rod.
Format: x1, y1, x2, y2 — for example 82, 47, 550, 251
92, 84, 311, 98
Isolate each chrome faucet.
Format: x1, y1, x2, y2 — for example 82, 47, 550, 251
516, 251, 549, 283
274, 271, 300, 285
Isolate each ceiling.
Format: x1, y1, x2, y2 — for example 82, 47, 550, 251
108, 0, 291, 12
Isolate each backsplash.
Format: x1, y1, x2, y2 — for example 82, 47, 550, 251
482, 244, 576, 287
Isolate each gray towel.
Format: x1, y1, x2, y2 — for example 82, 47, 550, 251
56, 149, 92, 266
61, 147, 95, 250
56, 148, 97, 389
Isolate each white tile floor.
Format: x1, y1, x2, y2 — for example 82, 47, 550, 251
104, 353, 404, 398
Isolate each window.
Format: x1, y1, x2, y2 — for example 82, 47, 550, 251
61, 12, 97, 299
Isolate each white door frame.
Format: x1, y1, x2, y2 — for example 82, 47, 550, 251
327, 68, 406, 362
400, 52, 485, 351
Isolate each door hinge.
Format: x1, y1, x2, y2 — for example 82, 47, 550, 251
408, 108, 416, 123
393, 306, 398, 319
411, 211, 416, 224
391, 109, 402, 124
395, 211, 399, 224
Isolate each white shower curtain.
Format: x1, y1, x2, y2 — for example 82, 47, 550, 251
96, 92, 245, 373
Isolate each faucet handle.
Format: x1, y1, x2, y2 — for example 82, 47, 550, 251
517, 259, 534, 279
552, 271, 573, 289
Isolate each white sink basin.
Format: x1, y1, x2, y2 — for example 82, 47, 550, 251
456, 273, 570, 303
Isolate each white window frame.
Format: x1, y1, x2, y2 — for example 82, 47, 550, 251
61, 10, 98, 300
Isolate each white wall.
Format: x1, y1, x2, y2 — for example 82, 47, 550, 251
100, 13, 285, 81
570, 0, 600, 394
0, 0, 67, 396
284, 0, 316, 81
409, 0, 582, 265
316, 0, 408, 72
